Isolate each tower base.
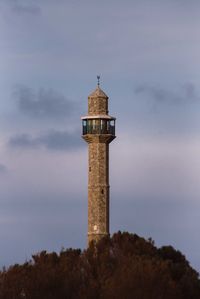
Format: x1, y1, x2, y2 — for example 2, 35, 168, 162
88, 233, 110, 245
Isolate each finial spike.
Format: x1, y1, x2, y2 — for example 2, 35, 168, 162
97, 75, 100, 87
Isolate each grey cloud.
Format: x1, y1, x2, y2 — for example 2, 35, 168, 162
135, 83, 199, 105
11, 4, 40, 15
0, 164, 7, 173
9, 134, 38, 149
183, 83, 197, 100
9, 130, 83, 151
5, 0, 41, 15
38, 130, 83, 151
14, 86, 74, 120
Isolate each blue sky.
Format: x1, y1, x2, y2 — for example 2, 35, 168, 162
0, 0, 200, 272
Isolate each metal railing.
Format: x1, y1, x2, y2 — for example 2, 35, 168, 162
82, 125, 115, 135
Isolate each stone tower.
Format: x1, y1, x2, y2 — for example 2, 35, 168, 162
82, 81, 116, 245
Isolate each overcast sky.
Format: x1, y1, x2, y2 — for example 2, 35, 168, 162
1, 0, 200, 272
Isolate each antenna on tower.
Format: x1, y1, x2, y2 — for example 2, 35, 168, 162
97, 75, 100, 87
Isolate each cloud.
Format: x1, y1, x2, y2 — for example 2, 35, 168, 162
183, 83, 198, 100
5, 0, 41, 15
38, 130, 83, 151
11, 4, 40, 15
8, 130, 83, 151
0, 164, 7, 173
134, 83, 199, 105
8, 134, 38, 148
14, 86, 74, 120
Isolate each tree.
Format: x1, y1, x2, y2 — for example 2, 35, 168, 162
0, 232, 199, 299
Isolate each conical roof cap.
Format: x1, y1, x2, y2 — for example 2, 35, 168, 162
88, 86, 108, 98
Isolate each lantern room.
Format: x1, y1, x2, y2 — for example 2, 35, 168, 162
81, 115, 116, 136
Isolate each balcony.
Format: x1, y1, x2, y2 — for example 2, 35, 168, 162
83, 117, 115, 136
82, 121, 115, 136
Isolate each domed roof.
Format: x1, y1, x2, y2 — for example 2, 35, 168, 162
88, 86, 108, 98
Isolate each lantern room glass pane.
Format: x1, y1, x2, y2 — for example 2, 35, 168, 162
82, 119, 115, 135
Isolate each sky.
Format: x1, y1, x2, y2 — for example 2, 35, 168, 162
0, 0, 200, 272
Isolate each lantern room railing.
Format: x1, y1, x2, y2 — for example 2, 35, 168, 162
82, 121, 115, 136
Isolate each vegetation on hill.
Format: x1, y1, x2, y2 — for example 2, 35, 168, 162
0, 232, 199, 299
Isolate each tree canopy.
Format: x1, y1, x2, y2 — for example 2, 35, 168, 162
0, 231, 199, 299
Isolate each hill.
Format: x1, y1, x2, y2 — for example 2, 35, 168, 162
0, 232, 199, 299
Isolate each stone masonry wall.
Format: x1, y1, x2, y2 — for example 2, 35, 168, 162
88, 141, 110, 244
88, 97, 108, 115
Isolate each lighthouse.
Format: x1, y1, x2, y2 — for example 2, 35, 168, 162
82, 78, 116, 244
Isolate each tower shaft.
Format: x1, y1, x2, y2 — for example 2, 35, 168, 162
88, 141, 109, 243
